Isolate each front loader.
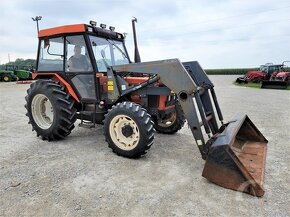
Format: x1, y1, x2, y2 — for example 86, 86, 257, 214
25, 20, 268, 197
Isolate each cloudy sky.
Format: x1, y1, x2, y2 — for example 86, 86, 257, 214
0, 0, 289, 68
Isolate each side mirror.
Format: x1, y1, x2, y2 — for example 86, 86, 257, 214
101, 49, 106, 59
44, 39, 50, 48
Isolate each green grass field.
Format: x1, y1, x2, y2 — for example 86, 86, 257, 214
234, 82, 290, 90
205, 67, 290, 75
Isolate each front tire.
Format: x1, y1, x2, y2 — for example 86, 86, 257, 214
104, 102, 154, 158
25, 80, 77, 140
154, 101, 185, 134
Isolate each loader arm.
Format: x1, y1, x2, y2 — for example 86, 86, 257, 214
113, 59, 268, 197
113, 59, 216, 158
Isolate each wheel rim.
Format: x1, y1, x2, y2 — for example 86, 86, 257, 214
31, 94, 54, 129
109, 115, 140, 151
158, 111, 176, 128
3, 76, 9, 81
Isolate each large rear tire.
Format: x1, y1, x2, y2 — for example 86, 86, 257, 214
104, 102, 154, 158
3, 74, 12, 82
154, 101, 185, 134
25, 80, 77, 140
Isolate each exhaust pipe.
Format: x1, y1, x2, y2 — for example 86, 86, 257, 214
132, 17, 141, 63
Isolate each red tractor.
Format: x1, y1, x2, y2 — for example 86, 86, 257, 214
24, 20, 268, 196
236, 62, 290, 89
236, 63, 283, 83
261, 61, 290, 89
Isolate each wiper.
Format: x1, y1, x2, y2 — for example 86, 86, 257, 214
107, 39, 129, 60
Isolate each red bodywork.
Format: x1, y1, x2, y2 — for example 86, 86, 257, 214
32, 73, 81, 103
33, 72, 170, 111
272, 71, 290, 82
38, 24, 86, 38
244, 70, 266, 82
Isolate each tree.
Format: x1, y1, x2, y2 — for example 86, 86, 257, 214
0, 58, 36, 69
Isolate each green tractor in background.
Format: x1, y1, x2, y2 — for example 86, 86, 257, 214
0, 65, 33, 82
13, 65, 33, 80
0, 66, 18, 82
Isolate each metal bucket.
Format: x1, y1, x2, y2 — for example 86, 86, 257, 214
202, 114, 267, 197
261, 80, 288, 89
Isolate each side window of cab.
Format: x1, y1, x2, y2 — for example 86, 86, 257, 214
37, 37, 64, 71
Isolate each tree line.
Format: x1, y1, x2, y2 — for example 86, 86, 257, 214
0, 58, 36, 70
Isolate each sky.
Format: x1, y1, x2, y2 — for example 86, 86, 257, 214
0, 0, 289, 68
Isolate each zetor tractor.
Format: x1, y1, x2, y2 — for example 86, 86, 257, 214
25, 20, 268, 196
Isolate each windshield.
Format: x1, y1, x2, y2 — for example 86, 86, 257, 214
259, 65, 268, 72
89, 36, 129, 71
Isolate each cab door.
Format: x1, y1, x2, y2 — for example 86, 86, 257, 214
64, 35, 97, 101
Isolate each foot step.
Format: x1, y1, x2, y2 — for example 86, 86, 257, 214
79, 120, 95, 128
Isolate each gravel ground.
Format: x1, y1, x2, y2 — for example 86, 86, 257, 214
0, 75, 289, 217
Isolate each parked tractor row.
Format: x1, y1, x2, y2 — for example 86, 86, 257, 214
236, 61, 290, 89
0, 65, 33, 82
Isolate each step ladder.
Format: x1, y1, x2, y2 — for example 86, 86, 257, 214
79, 98, 98, 128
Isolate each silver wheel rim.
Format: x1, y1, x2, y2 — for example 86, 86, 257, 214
109, 114, 140, 151
31, 94, 54, 129
158, 111, 176, 128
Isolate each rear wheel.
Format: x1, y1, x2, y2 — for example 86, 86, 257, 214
3, 74, 11, 82
154, 101, 185, 134
25, 79, 77, 140
104, 102, 154, 158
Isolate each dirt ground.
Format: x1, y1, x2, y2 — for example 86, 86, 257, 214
0, 75, 289, 217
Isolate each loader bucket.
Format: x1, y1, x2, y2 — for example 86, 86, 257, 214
202, 114, 267, 197
261, 80, 288, 89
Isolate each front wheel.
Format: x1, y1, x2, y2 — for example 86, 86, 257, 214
25, 80, 77, 140
104, 102, 154, 158
153, 101, 185, 134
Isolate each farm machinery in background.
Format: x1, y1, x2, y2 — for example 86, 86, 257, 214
236, 62, 290, 89
261, 61, 290, 89
0, 65, 33, 82
0, 65, 18, 82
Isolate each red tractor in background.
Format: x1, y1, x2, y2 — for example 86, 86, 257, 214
261, 61, 290, 89
236, 62, 290, 89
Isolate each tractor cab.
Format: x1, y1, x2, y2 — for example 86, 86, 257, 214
36, 23, 130, 100
6, 65, 18, 71
259, 64, 283, 79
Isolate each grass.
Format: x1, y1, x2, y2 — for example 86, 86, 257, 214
234, 82, 290, 90
234, 82, 261, 89
205, 67, 290, 75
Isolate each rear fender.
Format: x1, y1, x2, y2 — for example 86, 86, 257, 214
32, 72, 80, 103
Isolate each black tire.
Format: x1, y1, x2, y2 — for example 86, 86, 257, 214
25, 79, 77, 141
3, 74, 12, 82
104, 102, 154, 158
154, 101, 185, 134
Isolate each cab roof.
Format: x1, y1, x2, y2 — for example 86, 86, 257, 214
38, 24, 86, 38
38, 23, 125, 41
